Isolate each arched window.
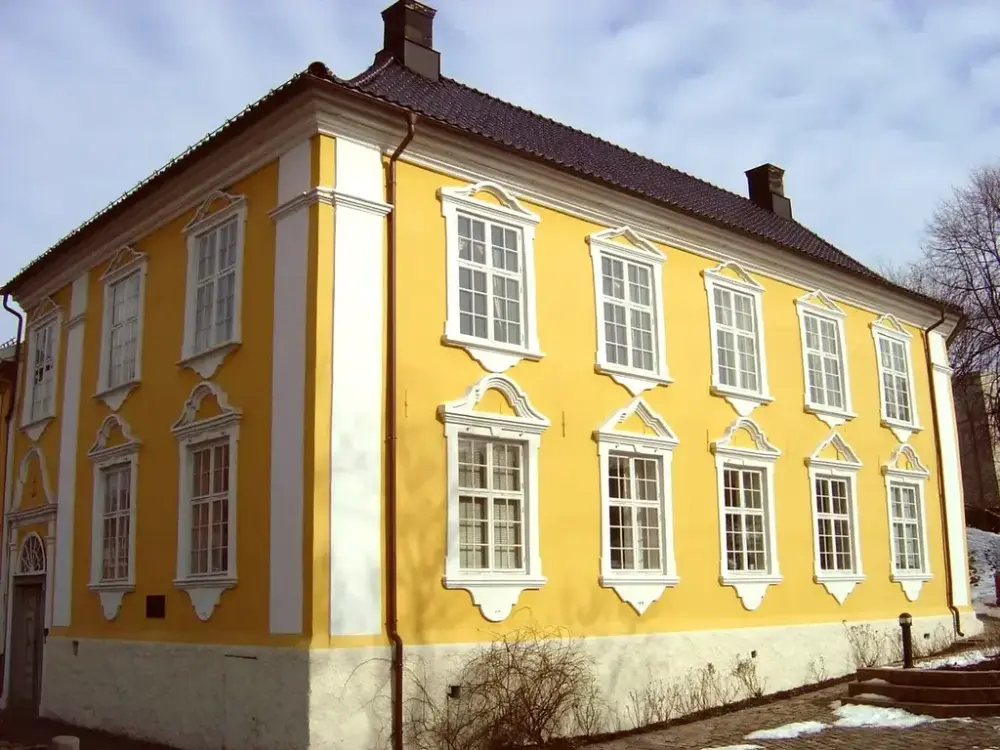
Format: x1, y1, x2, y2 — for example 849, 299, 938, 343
16, 533, 45, 575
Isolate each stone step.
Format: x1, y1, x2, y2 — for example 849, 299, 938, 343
844, 694, 1000, 718
849, 679, 1000, 704
856, 666, 1000, 688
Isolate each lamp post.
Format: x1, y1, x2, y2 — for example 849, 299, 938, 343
899, 612, 913, 669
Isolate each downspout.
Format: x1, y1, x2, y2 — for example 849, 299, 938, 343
925, 307, 964, 637
385, 112, 417, 750
0, 294, 23, 660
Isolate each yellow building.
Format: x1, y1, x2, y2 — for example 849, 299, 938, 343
0, 2, 978, 747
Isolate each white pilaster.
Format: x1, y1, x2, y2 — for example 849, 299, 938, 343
329, 137, 391, 636
52, 273, 88, 626
928, 330, 971, 608
267, 139, 310, 635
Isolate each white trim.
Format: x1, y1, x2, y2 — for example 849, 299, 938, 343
806, 433, 865, 603
703, 262, 772, 417
12, 446, 55, 510
171, 381, 242, 620
711, 417, 782, 610
587, 227, 671, 395
881, 444, 932, 601
795, 291, 855, 427
871, 314, 922, 442
95, 246, 148, 411
594, 398, 679, 614
178, 191, 248, 378
86, 414, 141, 621
20, 299, 62, 441
439, 181, 543, 373
438, 373, 549, 621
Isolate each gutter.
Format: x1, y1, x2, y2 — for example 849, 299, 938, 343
925, 307, 964, 637
0, 295, 22, 660
385, 112, 417, 750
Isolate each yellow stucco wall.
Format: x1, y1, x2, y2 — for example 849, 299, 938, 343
391, 161, 953, 646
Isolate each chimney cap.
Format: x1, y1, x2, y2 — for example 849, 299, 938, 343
378, 1, 441, 80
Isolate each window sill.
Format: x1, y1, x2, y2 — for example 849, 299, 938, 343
881, 417, 922, 444
720, 573, 782, 611
814, 573, 865, 604
177, 341, 240, 379
441, 333, 543, 374
711, 385, 774, 418
174, 576, 237, 621
20, 414, 54, 442
805, 404, 857, 429
595, 363, 672, 396
88, 581, 134, 621
95, 380, 140, 412
600, 573, 679, 615
442, 572, 546, 622
891, 572, 931, 602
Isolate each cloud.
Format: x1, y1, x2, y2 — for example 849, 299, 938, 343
1, 0, 999, 340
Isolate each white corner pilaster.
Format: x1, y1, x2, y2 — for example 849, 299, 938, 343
52, 272, 88, 626
329, 137, 391, 636
928, 330, 971, 608
266, 139, 311, 635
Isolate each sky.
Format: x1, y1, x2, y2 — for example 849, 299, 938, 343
2, 0, 1000, 342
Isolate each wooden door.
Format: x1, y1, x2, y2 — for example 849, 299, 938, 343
9, 577, 45, 713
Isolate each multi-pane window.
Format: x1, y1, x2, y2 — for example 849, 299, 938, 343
29, 322, 56, 422
100, 464, 131, 581
713, 287, 760, 392
803, 314, 845, 409
607, 453, 662, 571
814, 475, 854, 572
189, 441, 231, 576
600, 257, 656, 372
889, 482, 924, 572
193, 218, 238, 354
457, 437, 524, 572
878, 336, 912, 423
723, 467, 768, 573
106, 272, 141, 389
456, 214, 523, 347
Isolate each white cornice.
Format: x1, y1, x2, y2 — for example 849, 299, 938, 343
10, 85, 958, 335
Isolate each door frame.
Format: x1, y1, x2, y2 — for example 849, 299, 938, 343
1, 505, 56, 710
9, 572, 45, 711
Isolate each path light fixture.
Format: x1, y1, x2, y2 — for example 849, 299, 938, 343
899, 612, 914, 669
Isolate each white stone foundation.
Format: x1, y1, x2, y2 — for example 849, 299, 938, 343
40, 613, 982, 749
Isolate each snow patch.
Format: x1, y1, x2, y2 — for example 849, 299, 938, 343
916, 648, 991, 669
833, 702, 936, 729
745, 720, 826, 740
700, 745, 763, 750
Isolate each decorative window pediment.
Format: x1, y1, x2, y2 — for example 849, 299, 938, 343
588, 226, 671, 395
438, 373, 549, 622
806, 433, 864, 604
594, 398, 679, 615
171, 381, 242, 620
711, 417, 781, 610
87, 414, 141, 621
881, 444, 931, 601
439, 181, 543, 374
21, 298, 63, 441
703, 262, 772, 417
795, 290, 854, 427
872, 314, 921, 442
179, 190, 248, 378
13, 447, 55, 510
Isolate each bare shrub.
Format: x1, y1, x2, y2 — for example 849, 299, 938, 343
625, 678, 680, 728
731, 653, 766, 699
404, 625, 605, 750
675, 662, 736, 714
845, 623, 886, 668
807, 655, 829, 683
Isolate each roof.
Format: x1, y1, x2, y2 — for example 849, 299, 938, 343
3, 57, 955, 315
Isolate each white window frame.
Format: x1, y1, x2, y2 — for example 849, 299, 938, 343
587, 226, 671, 396
171, 380, 242, 620
871, 313, 921, 442
711, 417, 781, 610
20, 297, 62, 441
795, 291, 855, 427
703, 262, 773, 417
594, 397, 678, 614
180, 190, 248, 379
439, 181, 543, 374
882, 444, 932, 601
87, 414, 141, 621
806, 433, 864, 604
96, 245, 148, 411
439, 373, 549, 622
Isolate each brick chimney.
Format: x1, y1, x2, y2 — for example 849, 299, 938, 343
377, 1, 440, 81
745, 163, 792, 220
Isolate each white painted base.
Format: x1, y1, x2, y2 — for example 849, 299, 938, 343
40, 613, 982, 749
